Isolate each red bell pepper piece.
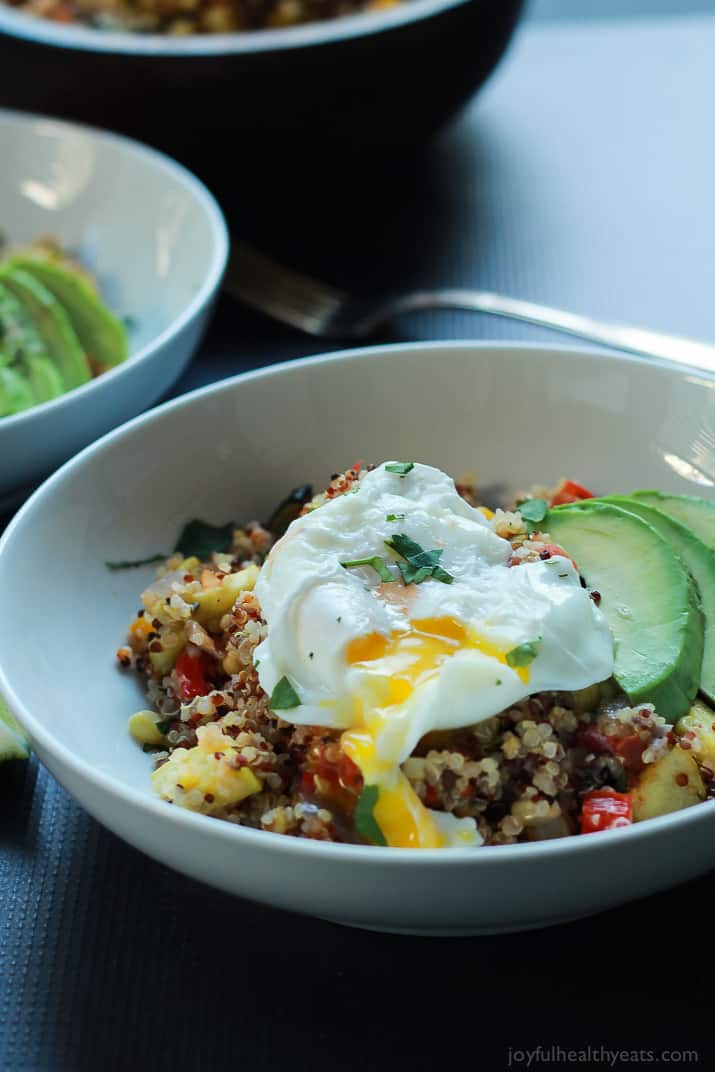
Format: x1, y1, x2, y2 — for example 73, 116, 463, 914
612, 733, 645, 773
581, 789, 633, 834
549, 479, 595, 507
175, 649, 211, 700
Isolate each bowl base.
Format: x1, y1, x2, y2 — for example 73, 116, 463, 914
321, 910, 595, 937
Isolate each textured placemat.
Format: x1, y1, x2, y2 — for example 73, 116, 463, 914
3, 11, 715, 1071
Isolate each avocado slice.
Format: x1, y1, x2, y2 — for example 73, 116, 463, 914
0, 267, 91, 391
10, 256, 128, 371
632, 491, 715, 553
598, 495, 715, 706
21, 354, 64, 404
0, 279, 50, 365
0, 694, 28, 762
0, 365, 35, 416
546, 502, 704, 721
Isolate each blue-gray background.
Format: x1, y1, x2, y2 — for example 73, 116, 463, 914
534, 0, 714, 17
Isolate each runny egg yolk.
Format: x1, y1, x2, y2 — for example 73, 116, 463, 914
341, 617, 529, 848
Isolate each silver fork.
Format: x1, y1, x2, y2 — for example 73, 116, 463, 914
224, 239, 715, 373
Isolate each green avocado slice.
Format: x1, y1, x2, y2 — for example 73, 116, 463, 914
546, 501, 704, 722
10, 256, 128, 371
0, 267, 91, 391
598, 495, 715, 706
0, 694, 28, 761
0, 279, 50, 365
0, 365, 35, 416
21, 354, 64, 404
631, 491, 715, 553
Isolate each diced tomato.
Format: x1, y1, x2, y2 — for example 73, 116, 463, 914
539, 543, 579, 571
423, 784, 440, 807
549, 479, 594, 507
175, 649, 211, 700
301, 771, 316, 796
612, 733, 645, 773
581, 789, 632, 834
578, 725, 613, 756
339, 753, 363, 790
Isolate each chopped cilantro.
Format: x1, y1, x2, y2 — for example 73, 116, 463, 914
396, 561, 432, 585
175, 519, 235, 559
341, 556, 393, 583
106, 554, 166, 571
337, 617, 342, 623
506, 640, 542, 668
516, 497, 548, 533
354, 785, 387, 846
386, 513, 406, 522
496, 679, 502, 686
155, 717, 174, 735
385, 533, 454, 585
269, 676, 301, 710
385, 462, 414, 476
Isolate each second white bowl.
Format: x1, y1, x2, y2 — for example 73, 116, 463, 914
0, 109, 228, 498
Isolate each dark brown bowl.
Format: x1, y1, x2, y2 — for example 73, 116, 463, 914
0, 0, 523, 177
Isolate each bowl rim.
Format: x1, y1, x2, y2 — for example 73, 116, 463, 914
0, 0, 482, 56
2, 339, 715, 867
0, 107, 229, 432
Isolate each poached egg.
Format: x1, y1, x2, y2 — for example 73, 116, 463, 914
255, 462, 614, 848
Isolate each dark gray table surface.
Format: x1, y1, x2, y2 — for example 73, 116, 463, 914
4, 8, 715, 1071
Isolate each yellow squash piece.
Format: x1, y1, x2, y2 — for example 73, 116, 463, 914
192, 564, 259, 624
632, 746, 705, 822
148, 621, 187, 675
128, 711, 166, 747
676, 699, 715, 767
152, 722, 262, 813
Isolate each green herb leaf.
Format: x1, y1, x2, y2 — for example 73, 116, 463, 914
354, 785, 387, 846
270, 676, 301, 710
385, 534, 454, 585
155, 717, 174, 735
505, 640, 542, 668
386, 513, 406, 522
516, 497, 548, 531
174, 520, 235, 560
106, 554, 166, 571
396, 561, 432, 585
385, 462, 414, 476
341, 556, 393, 583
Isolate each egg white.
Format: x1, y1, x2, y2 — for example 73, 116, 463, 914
255, 462, 614, 848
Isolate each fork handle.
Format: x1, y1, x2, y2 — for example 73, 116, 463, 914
374, 289, 715, 372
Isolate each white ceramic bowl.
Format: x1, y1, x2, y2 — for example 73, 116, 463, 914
2, 341, 715, 936
0, 109, 228, 499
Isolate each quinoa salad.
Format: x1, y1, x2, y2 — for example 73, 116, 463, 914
116, 462, 715, 849
3, 0, 399, 35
